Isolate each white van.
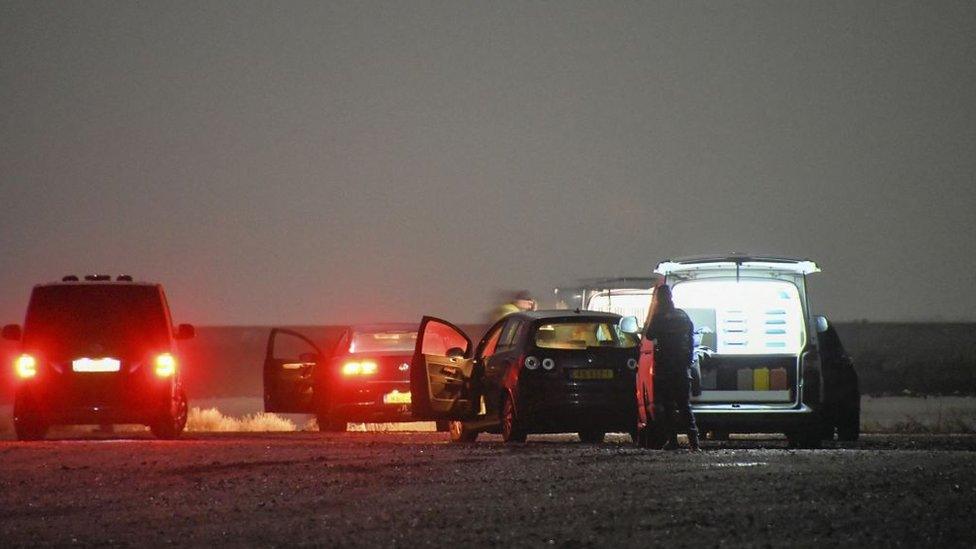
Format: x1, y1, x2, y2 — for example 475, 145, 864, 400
554, 277, 661, 327
649, 254, 856, 447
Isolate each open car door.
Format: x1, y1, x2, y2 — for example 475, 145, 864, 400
263, 328, 323, 413
409, 316, 476, 421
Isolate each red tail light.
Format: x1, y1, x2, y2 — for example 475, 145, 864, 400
154, 353, 177, 377
14, 354, 37, 379
342, 360, 378, 376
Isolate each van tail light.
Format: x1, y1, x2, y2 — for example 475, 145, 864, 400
15, 354, 37, 379
154, 353, 177, 377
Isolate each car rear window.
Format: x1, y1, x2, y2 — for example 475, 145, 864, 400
533, 321, 637, 349
350, 330, 417, 354
23, 285, 169, 358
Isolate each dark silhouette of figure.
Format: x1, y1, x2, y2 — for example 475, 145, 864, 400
644, 285, 700, 451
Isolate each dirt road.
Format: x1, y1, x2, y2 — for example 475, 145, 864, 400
2, 433, 974, 547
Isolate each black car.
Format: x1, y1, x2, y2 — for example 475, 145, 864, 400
263, 323, 448, 431
1, 275, 195, 440
409, 310, 639, 443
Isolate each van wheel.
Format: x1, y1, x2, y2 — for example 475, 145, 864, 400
578, 430, 605, 443
449, 420, 478, 443
13, 394, 48, 441
837, 404, 860, 442
786, 429, 822, 449
501, 396, 526, 443
150, 388, 188, 440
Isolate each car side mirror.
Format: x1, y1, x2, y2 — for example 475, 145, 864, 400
175, 323, 195, 340
814, 315, 829, 334
299, 352, 320, 364
446, 347, 466, 358
2, 324, 22, 341
619, 316, 640, 335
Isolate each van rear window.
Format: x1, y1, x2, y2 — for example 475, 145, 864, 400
534, 321, 637, 350
672, 280, 805, 355
23, 285, 169, 358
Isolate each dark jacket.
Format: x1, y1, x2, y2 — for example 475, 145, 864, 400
645, 308, 694, 375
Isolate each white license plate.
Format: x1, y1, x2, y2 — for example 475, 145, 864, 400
383, 390, 411, 404
72, 357, 121, 373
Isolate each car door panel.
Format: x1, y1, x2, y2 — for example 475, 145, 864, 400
410, 316, 475, 420
263, 328, 323, 414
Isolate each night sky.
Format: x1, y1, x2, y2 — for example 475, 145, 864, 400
2, 2, 974, 325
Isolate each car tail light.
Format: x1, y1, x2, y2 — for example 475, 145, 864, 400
342, 360, 378, 376
14, 354, 37, 379
542, 358, 556, 371
154, 353, 177, 377
524, 356, 540, 370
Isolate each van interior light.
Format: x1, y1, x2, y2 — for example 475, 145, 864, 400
154, 353, 177, 377
15, 354, 37, 378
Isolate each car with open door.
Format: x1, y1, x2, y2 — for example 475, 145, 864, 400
264, 323, 437, 431
409, 311, 639, 443
2, 275, 194, 440
634, 254, 856, 449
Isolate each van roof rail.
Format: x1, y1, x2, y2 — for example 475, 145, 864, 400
62, 275, 79, 282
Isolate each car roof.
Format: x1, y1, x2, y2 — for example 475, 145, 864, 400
509, 309, 622, 322
349, 323, 418, 333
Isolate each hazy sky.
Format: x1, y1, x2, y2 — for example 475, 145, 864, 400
2, 2, 974, 325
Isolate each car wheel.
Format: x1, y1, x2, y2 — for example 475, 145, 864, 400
501, 396, 526, 443
150, 388, 188, 440
709, 430, 730, 441
448, 420, 478, 443
316, 412, 347, 432
578, 430, 605, 444
13, 393, 48, 441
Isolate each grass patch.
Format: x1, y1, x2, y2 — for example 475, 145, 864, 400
186, 407, 296, 432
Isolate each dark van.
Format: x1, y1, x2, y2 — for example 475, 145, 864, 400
2, 275, 195, 440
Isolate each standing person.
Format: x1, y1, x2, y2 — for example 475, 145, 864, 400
644, 284, 701, 452
491, 290, 536, 322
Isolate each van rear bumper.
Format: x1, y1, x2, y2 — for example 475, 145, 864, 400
691, 404, 818, 433
15, 382, 174, 425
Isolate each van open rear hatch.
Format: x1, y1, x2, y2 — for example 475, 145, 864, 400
656, 255, 819, 409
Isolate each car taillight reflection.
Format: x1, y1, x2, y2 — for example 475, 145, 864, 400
154, 353, 177, 377
342, 360, 378, 376
15, 354, 37, 379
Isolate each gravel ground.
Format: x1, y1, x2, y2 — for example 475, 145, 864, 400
1, 433, 975, 547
